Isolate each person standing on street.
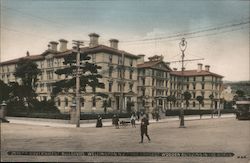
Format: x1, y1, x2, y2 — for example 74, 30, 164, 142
130, 114, 136, 128
96, 115, 103, 128
140, 114, 151, 143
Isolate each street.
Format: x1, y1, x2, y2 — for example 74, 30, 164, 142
1, 117, 250, 162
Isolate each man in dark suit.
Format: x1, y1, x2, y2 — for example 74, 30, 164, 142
140, 114, 151, 143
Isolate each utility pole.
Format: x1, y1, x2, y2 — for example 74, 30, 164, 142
179, 38, 187, 128
72, 40, 84, 128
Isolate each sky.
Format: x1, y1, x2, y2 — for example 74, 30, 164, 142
0, 0, 249, 81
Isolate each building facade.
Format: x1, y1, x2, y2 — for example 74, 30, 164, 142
0, 33, 223, 114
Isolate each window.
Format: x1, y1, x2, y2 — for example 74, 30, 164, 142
193, 101, 196, 107
92, 54, 96, 62
109, 82, 113, 92
187, 84, 189, 90
201, 91, 205, 97
129, 83, 133, 91
193, 92, 196, 98
80, 98, 84, 107
92, 96, 96, 107
47, 59, 54, 68
193, 84, 196, 90
109, 67, 113, 77
129, 70, 133, 79
65, 98, 68, 107
40, 83, 44, 91
109, 54, 112, 63
118, 56, 122, 65
202, 76, 205, 81
142, 78, 145, 85
152, 79, 155, 86
202, 84, 205, 89
152, 89, 154, 97
193, 77, 196, 81
187, 77, 189, 82
129, 59, 133, 66
57, 98, 61, 106
47, 70, 53, 80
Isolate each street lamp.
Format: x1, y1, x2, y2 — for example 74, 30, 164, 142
179, 38, 187, 128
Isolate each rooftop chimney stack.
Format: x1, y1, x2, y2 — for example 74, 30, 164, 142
26, 51, 30, 57
137, 54, 145, 64
109, 39, 119, 49
197, 63, 203, 72
59, 39, 68, 52
89, 33, 99, 48
205, 65, 210, 71
49, 41, 58, 51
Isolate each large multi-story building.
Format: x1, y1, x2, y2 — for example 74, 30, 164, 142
0, 33, 223, 114
170, 64, 223, 109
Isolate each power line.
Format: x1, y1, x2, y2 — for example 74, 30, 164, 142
0, 25, 54, 40
121, 19, 250, 44
1, 5, 65, 28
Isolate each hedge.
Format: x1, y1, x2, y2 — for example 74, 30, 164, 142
6, 112, 131, 120
165, 109, 236, 116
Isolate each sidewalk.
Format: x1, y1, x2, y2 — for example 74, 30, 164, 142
5, 114, 236, 128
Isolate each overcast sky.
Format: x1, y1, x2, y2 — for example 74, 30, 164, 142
1, 0, 249, 81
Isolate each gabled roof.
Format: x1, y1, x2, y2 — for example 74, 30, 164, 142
0, 54, 44, 66
170, 70, 223, 78
137, 60, 172, 71
0, 45, 139, 66
55, 45, 140, 59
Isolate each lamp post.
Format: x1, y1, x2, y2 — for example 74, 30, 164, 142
179, 38, 187, 128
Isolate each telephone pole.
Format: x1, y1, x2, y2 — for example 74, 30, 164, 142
72, 40, 84, 128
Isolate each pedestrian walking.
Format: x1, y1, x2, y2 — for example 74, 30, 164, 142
96, 115, 103, 128
130, 114, 136, 128
114, 114, 119, 129
139, 114, 151, 143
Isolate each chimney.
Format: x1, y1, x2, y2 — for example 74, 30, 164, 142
197, 63, 203, 72
137, 54, 145, 64
26, 51, 30, 57
89, 33, 99, 48
59, 39, 68, 52
49, 41, 58, 51
109, 39, 119, 49
173, 68, 177, 71
205, 65, 210, 71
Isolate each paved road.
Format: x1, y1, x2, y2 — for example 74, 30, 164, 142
1, 117, 249, 163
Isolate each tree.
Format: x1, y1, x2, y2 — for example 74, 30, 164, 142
235, 90, 245, 100
196, 96, 204, 119
196, 96, 204, 110
209, 94, 214, 118
183, 91, 191, 109
52, 51, 105, 103
168, 95, 176, 110
0, 80, 11, 102
14, 58, 41, 88
13, 58, 41, 104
